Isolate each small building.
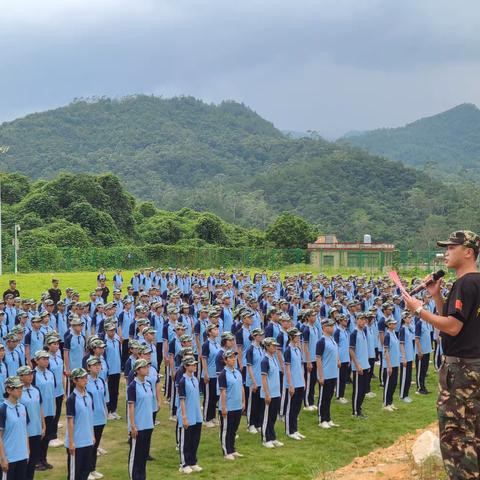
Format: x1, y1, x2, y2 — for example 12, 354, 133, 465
307, 234, 395, 271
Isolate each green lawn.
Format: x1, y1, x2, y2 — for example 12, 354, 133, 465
2, 271, 440, 479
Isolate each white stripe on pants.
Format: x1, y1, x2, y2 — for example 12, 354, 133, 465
220, 414, 228, 455
261, 403, 269, 442
247, 388, 253, 425
285, 390, 292, 435
129, 438, 136, 479
179, 427, 186, 467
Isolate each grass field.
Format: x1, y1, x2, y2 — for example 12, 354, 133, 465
2, 271, 441, 480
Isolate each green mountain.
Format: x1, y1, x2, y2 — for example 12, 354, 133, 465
340, 103, 480, 180
1, 95, 480, 250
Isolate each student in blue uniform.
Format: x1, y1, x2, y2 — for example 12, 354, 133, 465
64, 317, 86, 395
333, 315, 350, 404
349, 313, 370, 419
18, 365, 45, 480
382, 318, 400, 411
65, 367, 95, 480
302, 309, 320, 410
0, 376, 29, 480
414, 316, 432, 395
24, 317, 44, 368
201, 324, 220, 427
32, 350, 56, 470
177, 357, 203, 474
127, 359, 154, 480
260, 337, 283, 449
218, 350, 245, 461
103, 321, 122, 421
316, 318, 340, 429
399, 311, 415, 403
245, 328, 265, 434
86, 356, 108, 480
284, 327, 306, 440
4, 333, 23, 377
364, 312, 377, 399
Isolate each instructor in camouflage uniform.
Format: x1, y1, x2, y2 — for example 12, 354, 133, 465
403, 230, 480, 480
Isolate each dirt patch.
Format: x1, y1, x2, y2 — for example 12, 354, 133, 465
322, 423, 445, 480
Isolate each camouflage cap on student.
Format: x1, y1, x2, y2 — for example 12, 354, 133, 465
437, 230, 480, 251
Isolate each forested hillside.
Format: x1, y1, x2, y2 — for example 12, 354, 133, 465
1, 96, 479, 250
341, 103, 480, 181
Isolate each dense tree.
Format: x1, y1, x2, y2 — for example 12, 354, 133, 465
266, 212, 316, 248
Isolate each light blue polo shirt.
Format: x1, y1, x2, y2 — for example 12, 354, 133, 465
0, 400, 29, 462
177, 374, 202, 427
245, 344, 264, 387
86, 376, 107, 426
20, 386, 42, 437
260, 354, 280, 398
383, 330, 400, 368
105, 336, 122, 375
48, 352, 64, 397
127, 378, 154, 431
218, 367, 243, 412
202, 340, 220, 379
284, 345, 305, 388
349, 328, 370, 371
399, 324, 415, 362
65, 388, 94, 449
64, 332, 86, 370
33, 367, 56, 417
316, 335, 339, 380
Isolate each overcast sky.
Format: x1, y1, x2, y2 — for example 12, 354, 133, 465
1, 0, 480, 138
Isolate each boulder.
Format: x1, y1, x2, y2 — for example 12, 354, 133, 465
411, 431, 443, 465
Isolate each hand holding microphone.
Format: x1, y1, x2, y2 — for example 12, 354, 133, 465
409, 270, 445, 296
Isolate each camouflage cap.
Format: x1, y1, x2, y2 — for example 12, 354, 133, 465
34, 350, 50, 360
287, 327, 302, 338
103, 321, 116, 331
182, 356, 198, 366
45, 334, 61, 345
138, 344, 152, 355
70, 368, 88, 379
167, 304, 178, 314
385, 317, 398, 325
143, 326, 156, 335
437, 230, 480, 251
129, 339, 141, 349
179, 334, 192, 343
251, 328, 264, 337
321, 318, 336, 327
17, 365, 33, 376
134, 358, 150, 370
179, 347, 194, 358
69, 315, 84, 326
86, 356, 102, 367
206, 323, 219, 334
222, 349, 238, 359
262, 337, 279, 348
5, 376, 23, 389
221, 332, 235, 341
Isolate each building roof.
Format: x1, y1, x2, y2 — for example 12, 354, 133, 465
308, 235, 394, 252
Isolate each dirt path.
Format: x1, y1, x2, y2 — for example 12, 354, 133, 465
323, 423, 444, 480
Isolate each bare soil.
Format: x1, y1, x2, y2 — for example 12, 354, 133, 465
322, 423, 445, 480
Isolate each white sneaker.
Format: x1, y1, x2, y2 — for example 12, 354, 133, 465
58, 422, 64, 429
154, 420, 160, 426
235, 434, 239, 439
169, 415, 177, 422
319, 421, 331, 429
303, 405, 315, 412
288, 433, 301, 440
383, 405, 394, 412
263, 441, 275, 448
224, 454, 236, 461
88, 474, 96, 480
97, 447, 107, 455
107, 413, 116, 420
179, 466, 193, 474
256, 427, 262, 433
247, 425, 258, 434
191, 465, 203, 472
272, 440, 284, 447
365, 392, 376, 399
337, 397, 348, 404
278, 415, 285, 422
112, 412, 122, 420
311, 405, 318, 410
232, 451, 244, 458
328, 421, 340, 427
91, 472, 104, 479
204, 421, 216, 428
49, 438, 63, 448
401, 396, 413, 403
391, 404, 399, 411
296, 432, 306, 439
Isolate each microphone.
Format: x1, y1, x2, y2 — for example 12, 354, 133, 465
409, 270, 445, 296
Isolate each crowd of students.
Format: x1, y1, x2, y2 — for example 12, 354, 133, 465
0, 268, 446, 480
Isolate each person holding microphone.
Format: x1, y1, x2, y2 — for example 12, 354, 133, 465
403, 230, 480, 480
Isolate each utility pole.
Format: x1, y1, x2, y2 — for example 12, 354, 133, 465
14, 224, 20, 274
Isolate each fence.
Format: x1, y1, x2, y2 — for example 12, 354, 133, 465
1, 244, 445, 274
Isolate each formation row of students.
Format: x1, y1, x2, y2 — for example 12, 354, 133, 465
0, 270, 445, 479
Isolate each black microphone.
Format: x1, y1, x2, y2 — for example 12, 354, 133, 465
409, 270, 445, 296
